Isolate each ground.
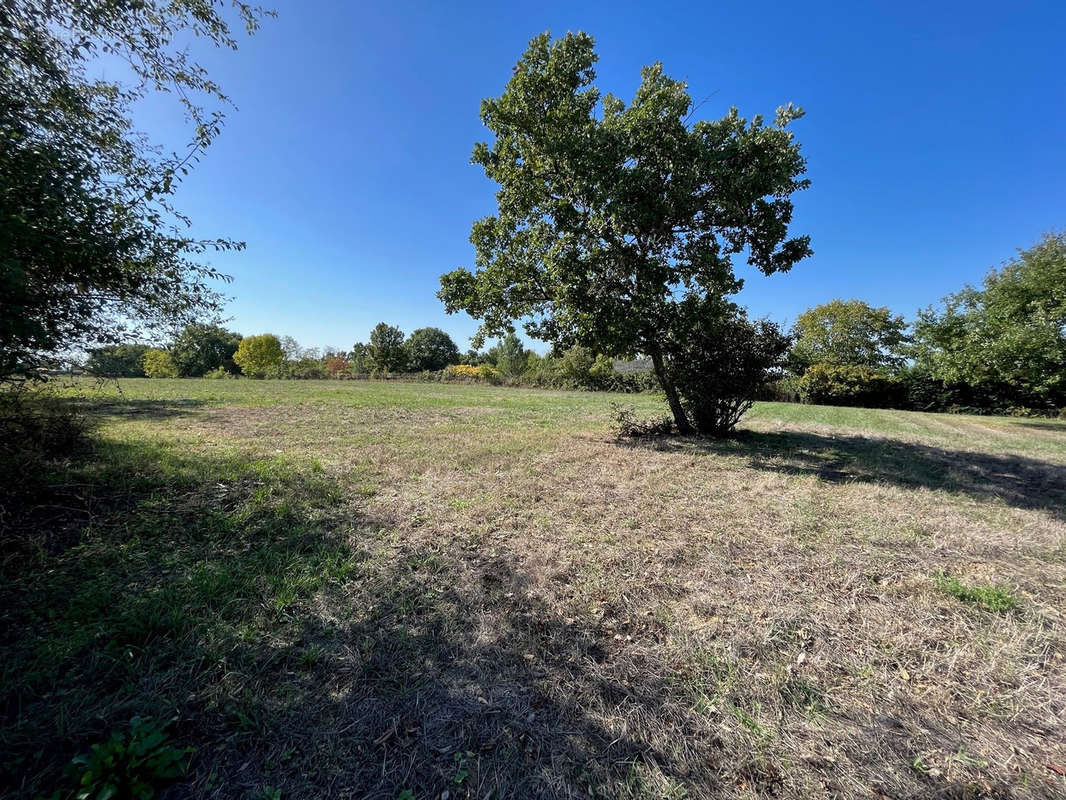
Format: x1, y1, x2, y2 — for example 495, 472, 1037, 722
2, 379, 1064, 799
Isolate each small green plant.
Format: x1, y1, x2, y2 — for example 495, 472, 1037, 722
62, 717, 191, 799
453, 751, 470, 785
935, 572, 1017, 613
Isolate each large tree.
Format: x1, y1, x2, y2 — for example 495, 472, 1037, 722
169, 323, 242, 377
233, 334, 282, 379
912, 232, 1066, 408
367, 323, 407, 374
791, 299, 908, 372
438, 32, 811, 433
405, 327, 460, 371
0, 1, 270, 379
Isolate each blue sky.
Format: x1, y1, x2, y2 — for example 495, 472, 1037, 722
141, 0, 1065, 352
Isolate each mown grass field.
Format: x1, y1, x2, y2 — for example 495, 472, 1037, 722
3, 379, 1065, 799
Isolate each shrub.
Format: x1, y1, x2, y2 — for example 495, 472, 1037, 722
203, 366, 234, 379
665, 302, 791, 436
442, 364, 500, 383
798, 363, 906, 408
141, 349, 178, 378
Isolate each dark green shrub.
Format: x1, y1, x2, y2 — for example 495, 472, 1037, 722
666, 302, 791, 435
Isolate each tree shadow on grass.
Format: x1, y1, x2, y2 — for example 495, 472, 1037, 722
1, 433, 1054, 799
1, 436, 729, 799
617, 429, 1066, 520
72, 396, 211, 422
1010, 419, 1066, 433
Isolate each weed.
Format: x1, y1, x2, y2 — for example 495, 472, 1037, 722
935, 571, 1018, 612
57, 717, 190, 800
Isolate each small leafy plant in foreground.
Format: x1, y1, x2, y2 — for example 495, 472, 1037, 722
55, 717, 191, 800
935, 571, 1017, 613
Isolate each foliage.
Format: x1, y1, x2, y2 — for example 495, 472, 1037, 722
791, 299, 908, 372
203, 366, 235, 380
487, 333, 529, 378
349, 342, 371, 375
404, 327, 460, 372
233, 334, 283, 379
442, 364, 501, 383
368, 323, 407, 374
664, 299, 791, 435
324, 356, 351, 377
438, 31, 811, 433
85, 345, 149, 378
169, 324, 242, 377
934, 572, 1017, 613
58, 717, 191, 800
0, 0, 269, 379
798, 364, 906, 408
912, 232, 1066, 410
142, 349, 178, 379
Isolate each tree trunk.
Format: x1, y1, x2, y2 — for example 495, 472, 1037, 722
648, 343, 693, 435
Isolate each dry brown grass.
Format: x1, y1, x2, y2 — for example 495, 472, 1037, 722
4, 380, 1064, 799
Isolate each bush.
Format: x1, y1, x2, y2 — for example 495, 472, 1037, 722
142, 349, 178, 378
203, 366, 235, 379
665, 302, 791, 436
441, 364, 501, 384
798, 364, 906, 408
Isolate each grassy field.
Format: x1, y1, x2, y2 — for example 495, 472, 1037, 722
3, 379, 1065, 799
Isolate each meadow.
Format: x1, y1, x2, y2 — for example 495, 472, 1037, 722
3, 379, 1065, 799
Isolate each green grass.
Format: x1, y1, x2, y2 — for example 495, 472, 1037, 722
935, 571, 1019, 613
3, 378, 1065, 799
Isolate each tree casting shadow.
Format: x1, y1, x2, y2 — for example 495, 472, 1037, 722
617, 428, 1066, 520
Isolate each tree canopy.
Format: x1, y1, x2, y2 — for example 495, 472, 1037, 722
0, 0, 269, 379
169, 323, 242, 377
791, 299, 908, 372
912, 232, 1066, 408
438, 32, 811, 432
368, 323, 407, 374
233, 334, 282, 379
405, 327, 460, 372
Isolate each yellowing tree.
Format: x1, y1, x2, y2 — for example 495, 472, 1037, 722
233, 334, 283, 379
142, 349, 178, 378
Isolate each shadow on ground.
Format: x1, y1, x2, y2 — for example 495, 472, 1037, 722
617, 428, 1066, 520
1, 420, 1057, 799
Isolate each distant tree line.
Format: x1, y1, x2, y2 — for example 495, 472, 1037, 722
774, 232, 1066, 415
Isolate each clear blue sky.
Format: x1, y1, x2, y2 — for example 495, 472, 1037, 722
143, 0, 1065, 352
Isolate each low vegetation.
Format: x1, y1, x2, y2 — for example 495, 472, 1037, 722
3, 379, 1064, 799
